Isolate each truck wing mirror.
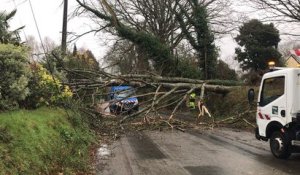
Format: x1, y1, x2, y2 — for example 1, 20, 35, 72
248, 88, 255, 104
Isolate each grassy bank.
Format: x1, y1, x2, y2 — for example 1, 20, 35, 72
0, 107, 95, 174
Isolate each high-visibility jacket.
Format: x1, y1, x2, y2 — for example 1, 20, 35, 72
189, 93, 196, 109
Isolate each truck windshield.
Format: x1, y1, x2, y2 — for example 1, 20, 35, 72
260, 76, 285, 106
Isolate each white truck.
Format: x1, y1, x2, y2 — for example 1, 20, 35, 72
249, 65, 300, 159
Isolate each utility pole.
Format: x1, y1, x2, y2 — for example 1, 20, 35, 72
61, 0, 68, 57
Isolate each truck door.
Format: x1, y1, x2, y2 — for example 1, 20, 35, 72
258, 76, 286, 135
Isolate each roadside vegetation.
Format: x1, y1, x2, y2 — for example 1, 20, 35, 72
0, 107, 94, 174
205, 87, 258, 130
0, 10, 96, 174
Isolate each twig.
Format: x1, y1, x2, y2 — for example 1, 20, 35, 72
175, 127, 185, 132
169, 87, 196, 120
242, 119, 256, 128
215, 110, 256, 124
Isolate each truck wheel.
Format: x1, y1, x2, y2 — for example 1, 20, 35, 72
270, 131, 291, 159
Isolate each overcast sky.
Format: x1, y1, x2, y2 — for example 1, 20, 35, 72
1, 0, 238, 60
1, 0, 109, 58
2, 0, 300, 70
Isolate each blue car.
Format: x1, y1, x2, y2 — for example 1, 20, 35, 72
109, 86, 139, 114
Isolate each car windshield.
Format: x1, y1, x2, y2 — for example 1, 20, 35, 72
116, 89, 134, 98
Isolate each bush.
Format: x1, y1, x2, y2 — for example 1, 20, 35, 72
0, 44, 31, 110
23, 64, 72, 108
175, 59, 203, 79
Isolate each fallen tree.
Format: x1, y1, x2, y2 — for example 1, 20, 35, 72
57, 0, 248, 130
64, 69, 242, 123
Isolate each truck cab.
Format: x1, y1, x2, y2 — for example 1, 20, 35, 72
253, 67, 300, 158
109, 86, 139, 114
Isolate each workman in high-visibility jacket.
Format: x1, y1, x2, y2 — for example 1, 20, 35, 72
189, 92, 196, 109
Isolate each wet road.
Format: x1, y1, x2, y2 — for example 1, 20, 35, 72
96, 128, 300, 175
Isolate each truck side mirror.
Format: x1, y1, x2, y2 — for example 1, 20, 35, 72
248, 88, 255, 104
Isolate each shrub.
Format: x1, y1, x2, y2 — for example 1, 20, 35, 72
0, 44, 31, 110
175, 59, 203, 79
23, 64, 72, 108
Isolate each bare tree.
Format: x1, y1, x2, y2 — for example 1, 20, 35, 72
202, 0, 235, 35
103, 40, 153, 74
250, 0, 300, 23
75, 0, 184, 74
74, 0, 238, 75
279, 41, 300, 57
26, 36, 57, 61
114, 0, 183, 49
75, 0, 177, 74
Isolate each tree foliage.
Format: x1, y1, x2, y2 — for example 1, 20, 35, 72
175, 58, 203, 79
174, 0, 218, 79
0, 44, 31, 110
64, 48, 100, 81
103, 40, 204, 79
235, 19, 282, 71
215, 60, 237, 80
116, 25, 175, 74
0, 10, 23, 45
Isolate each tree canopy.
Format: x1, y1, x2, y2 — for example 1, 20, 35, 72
0, 10, 23, 45
235, 19, 282, 71
75, 0, 233, 78
174, 0, 218, 79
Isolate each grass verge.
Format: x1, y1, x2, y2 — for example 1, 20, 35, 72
0, 107, 95, 174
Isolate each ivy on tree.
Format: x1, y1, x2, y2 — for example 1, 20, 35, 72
174, 0, 218, 79
235, 19, 282, 71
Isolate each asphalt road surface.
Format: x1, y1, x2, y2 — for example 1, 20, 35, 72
96, 128, 300, 175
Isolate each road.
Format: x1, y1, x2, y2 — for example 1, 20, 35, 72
95, 128, 300, 175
